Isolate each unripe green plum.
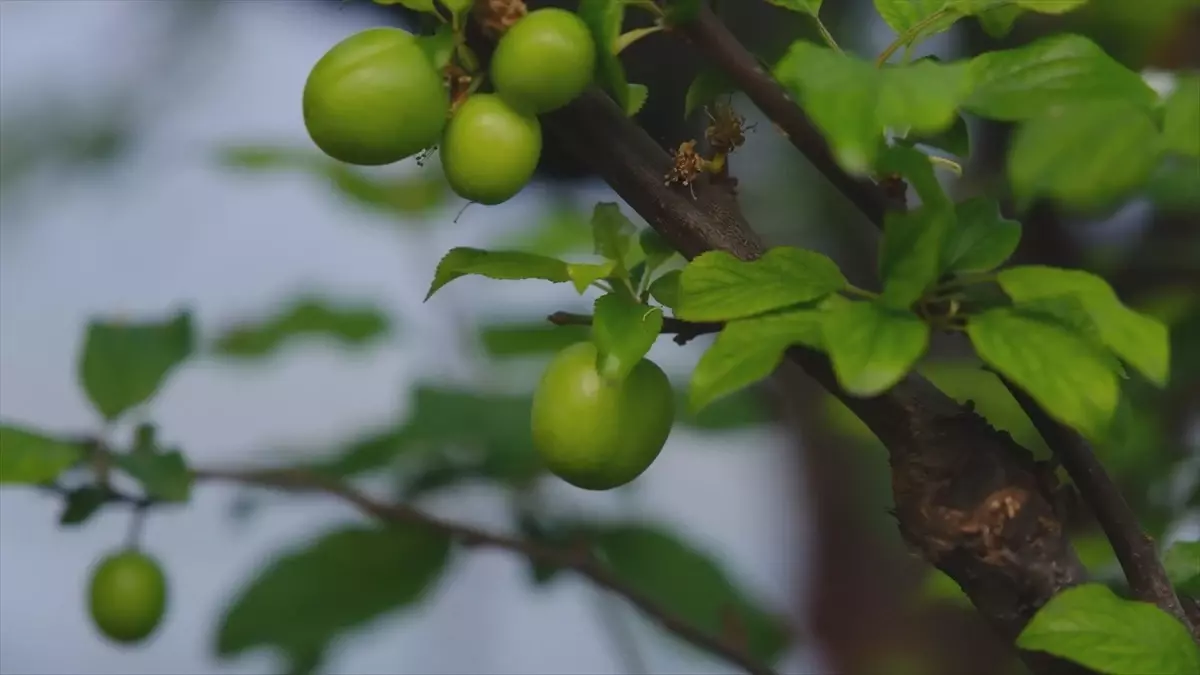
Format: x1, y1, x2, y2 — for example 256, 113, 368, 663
88, 550, 168, 644
490, 8, 596, 115
303, 27, 449, 166
531, 342, 674, 490
440, 94, 542, 205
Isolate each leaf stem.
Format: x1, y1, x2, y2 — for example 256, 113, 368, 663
843, 284, 878, 300
813, 17, 842, 54
875, 9, 953, 67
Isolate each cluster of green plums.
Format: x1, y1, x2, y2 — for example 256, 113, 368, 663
302, 8, 596, 205
87, 548, 168, 645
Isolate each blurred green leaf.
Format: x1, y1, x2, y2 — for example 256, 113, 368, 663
115, 423, 191, 502
874, 0, 952, 37
964, 34, 1157, 122
58, 486, 109, 526
765, 1, 824, 16
676, 248, 846, 322
499, 207, 592, 258
1163, 540, 1200, 596
478, 322, 592, 358
212, 297, 390, 359
217, 525, 452, 674
0, 425, 85, 485
1008, 103, 1161, 211
774, 43, 970, 174
905, 113, 971, 158
1017, 583, 1200, 675
649, 269, 682, 309
579, 0, 633, 112
676, 388, 771, 430
591, 524, 792, 663
685, 68, 736, 119
592, 203, 637, 265
78, 311, 194, 421
1162, 76, 1200, 158
425, 248, 571, 301
1145, 157, 1200, 211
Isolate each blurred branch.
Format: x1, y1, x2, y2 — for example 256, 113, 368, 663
999, 377, 1196, 636
190, 465, 778, 675
547, 311, 721, 345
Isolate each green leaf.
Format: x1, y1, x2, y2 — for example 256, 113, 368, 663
212, 297, 390, 359
1009, 102, 1162, 210
1014, 0, 1089, 14
664, 0, 705, 23
567, 261, 617, 294
578, 0, 631, 112
877, 143, 950, 209
1146, 157, 1200, 211
1163, 540, 1200, 596
373, 0, 435, 10
115, 423, 192, 502
675, 247, 846, 322
997, 266, 1170, 386
424, 247, 570, 301
940, 197, 1022, 273
591, 293, 663, 382
690, 307, 827, 413
625, 83, 649, 117
1162, 77, 1200, 158
591, 202, 636, 263
638, 228, 678, 278
649, 269, 682, 309
416, 23, 456, 70
905, 113, 971, 158
967, 306, 1120, 440
822, 301, 930, 396
764, 0, 824, 15
879, 205, 955, 308
975, 4, 1023, 38
0, 425, 85, 484
78, 310, 194, 421
677, 388, 771, 430
685, 68, 736, 119
59, 486, 109, 526
965, 34, 1157, 122
592, 525, 791, 663
874, 0, 952, 36
1016, 583, 1200, 675
774, 42, 970, 174
478, 322, 592, 358
217, 525, 452, 674
437, 0, 474, 19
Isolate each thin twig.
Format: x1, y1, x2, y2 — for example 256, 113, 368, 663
190, 467, 779, 675
547, 311, 722, 345
676, 3, 1197, 640
1000, 379, 1196, 636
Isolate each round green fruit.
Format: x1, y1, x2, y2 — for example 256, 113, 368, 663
490, 8, 596, 115
531, 342, 674, 490
303, 27, 449, 166
88, 550, 168, 644
440, 94, 542, 205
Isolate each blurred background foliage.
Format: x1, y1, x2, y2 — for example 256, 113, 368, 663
0, 1, 1197, 675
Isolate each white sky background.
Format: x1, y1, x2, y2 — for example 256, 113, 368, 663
0, 1, 819, 673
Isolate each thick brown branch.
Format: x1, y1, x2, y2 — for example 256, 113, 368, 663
1000, 378, 1196, 636
547, 310, 722, 345
191, 466, 778, 675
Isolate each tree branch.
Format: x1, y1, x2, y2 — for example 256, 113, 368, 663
547, 310, 722, 345
999, 378, 1195, 636
677, 6, 900, 228
189, 466, 777, 675
672, 0, 1195, 644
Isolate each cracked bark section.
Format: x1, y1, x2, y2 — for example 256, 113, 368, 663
542, 88, 1091, 674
